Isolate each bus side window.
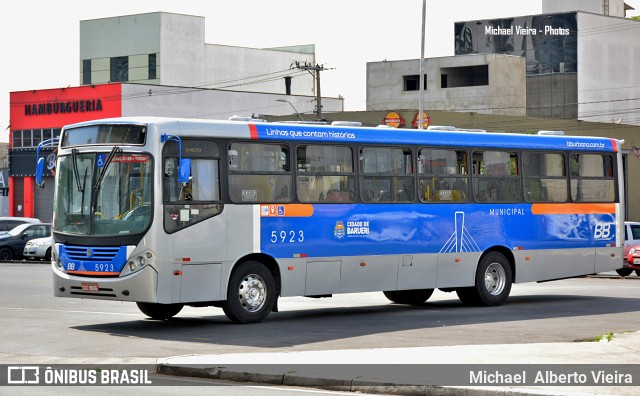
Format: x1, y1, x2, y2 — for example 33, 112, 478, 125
163, 139, 223, 234
418, 148, 468, 203
473, 150, 520, 203
570, 153, 615, 202
228, 142, 292, 203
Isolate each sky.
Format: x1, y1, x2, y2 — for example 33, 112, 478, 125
1, 0, 639, 143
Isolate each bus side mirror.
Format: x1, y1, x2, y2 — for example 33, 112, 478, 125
178, 158, 191, 184
36, 157, 45, 188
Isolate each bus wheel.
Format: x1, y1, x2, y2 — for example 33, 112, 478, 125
136, 302, 183, 320
636, 270, 640, 277
223, 261, 276, 324
456, 252, 512, 307
383, 289, 434, 305
616, 268, 633, 277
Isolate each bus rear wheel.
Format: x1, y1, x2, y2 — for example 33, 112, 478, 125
383, 289, 434, 305
136, 302, 183, 320
223, 261, 276, 324
457, 252, 512, 307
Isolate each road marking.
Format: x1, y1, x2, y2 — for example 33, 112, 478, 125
0, 306, 141, 316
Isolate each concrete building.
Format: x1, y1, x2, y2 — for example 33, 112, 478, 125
8, 12, 343, 221
80, 12, 316, 97
367, 1, 640, 125
367, 54, 527, 116
454, 2, 640, 124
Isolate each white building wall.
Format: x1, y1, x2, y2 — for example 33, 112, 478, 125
159, 13, 206, 87
80, 12, 316, 97
542, 0, 627, 17
80, 12, 161, 60
577, 13, 640, 124
205, 45, 315, 95
366, 54, 526, 116
120, 84, 343, 121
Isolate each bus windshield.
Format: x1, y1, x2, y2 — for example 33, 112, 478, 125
53, 151, 153, 236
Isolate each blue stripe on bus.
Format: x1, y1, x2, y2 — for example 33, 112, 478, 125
259, 204, 616, 259
253, 124, 615, 152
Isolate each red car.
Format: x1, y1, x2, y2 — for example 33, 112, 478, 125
626, 244, 640, 276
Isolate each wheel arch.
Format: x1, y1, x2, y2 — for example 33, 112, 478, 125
229, 253, 282, 296
480, 245, 516, 282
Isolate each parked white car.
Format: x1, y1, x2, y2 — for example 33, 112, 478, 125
0, 217, 41, 235
23, 236, 52, 261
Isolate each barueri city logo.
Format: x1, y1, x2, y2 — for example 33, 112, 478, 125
334, 220, 370, 239
334, 221, 345, 239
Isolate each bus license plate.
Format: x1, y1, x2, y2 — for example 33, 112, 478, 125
81, 283, 99, 292
634, 259, 640, 265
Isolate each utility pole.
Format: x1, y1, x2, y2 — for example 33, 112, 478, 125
292, 61, 330, 121
418, 0, 426, 130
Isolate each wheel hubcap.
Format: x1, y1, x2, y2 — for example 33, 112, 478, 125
238, 274, 267, 312
484, 263, 506, 295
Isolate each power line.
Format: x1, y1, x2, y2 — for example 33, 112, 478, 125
291, 61, 334, 120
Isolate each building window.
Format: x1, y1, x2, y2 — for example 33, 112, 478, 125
440, 65, 488, 88
110, 56, 129, 82
403, 75, 427, 91
12, 128, 61, 148
441, 74, 448, 88
12, 130, 23, 148
82, 59, 91, 85
148, 54, 157, 80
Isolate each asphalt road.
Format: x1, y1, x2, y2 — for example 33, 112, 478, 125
1, 262, 639, 364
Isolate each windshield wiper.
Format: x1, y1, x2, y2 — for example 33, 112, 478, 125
93, 146, 121, 192
71, 148, 83, 192
91, 146, 122, 216
80, 167, 88, 216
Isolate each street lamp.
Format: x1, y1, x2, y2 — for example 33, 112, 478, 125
276, 99, 304, 121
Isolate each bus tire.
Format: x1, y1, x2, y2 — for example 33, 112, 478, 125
223, 261, 276, 324
616, 268, 633, 277
636, 270, 640, 277
383, 289, 434, 305
136, 302, 183, 320
456, 252, 512, 307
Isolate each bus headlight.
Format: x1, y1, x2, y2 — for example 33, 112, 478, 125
123, 251, 153, 275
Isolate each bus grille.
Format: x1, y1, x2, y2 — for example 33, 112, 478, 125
64, 246, 121, 262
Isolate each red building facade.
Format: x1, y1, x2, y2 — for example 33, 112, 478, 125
9, 84, 122, 220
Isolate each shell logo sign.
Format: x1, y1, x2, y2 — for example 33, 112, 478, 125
412, 111, 431, 129
382, 111, 405, 128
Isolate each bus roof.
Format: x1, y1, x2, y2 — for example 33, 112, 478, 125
63, 116, 619, 153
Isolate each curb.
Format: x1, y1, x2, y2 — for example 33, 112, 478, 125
156, 364, 566, 396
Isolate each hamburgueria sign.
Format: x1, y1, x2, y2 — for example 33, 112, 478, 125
24, 99, 104, 116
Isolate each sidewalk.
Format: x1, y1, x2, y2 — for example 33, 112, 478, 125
157, 331, 640, 395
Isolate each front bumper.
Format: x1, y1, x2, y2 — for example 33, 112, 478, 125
52, 264, 159, 302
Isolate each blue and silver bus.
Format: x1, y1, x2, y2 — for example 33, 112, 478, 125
40, 117, 624, 323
